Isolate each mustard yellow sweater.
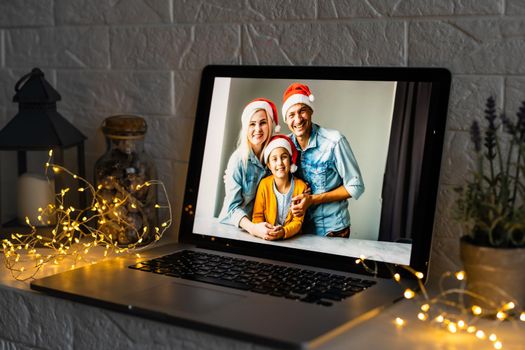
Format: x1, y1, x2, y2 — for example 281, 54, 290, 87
252, 175, 307, 239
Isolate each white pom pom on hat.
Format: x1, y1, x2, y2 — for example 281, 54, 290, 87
282, 83, 315, 121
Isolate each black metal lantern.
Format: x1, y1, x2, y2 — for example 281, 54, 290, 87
0, 68, 86, 230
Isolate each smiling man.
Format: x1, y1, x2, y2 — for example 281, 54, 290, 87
281, 83, 365, 238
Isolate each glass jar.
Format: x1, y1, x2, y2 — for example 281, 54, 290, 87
94, 115, 157, 246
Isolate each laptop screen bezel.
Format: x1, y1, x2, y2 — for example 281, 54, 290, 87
178, 65, 451, 280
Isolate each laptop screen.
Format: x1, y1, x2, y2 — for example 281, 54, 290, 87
181, 66, 450, 274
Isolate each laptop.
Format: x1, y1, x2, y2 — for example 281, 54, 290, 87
30, 65, 451, 349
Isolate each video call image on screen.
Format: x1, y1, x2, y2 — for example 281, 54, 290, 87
193, 77, 430, 265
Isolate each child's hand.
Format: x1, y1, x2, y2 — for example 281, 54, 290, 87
251, 222, 274, 239
265, 225, 284, 240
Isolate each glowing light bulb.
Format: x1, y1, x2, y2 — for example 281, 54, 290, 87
471, 305, 482, 315
502, 302, 515, 310
394, 273, 401, 282
467, 326, 476, 333
415, 271, 424, 279
496, 311, 506, 320
520, 312, 525, 321
489, 334, 497, 342
395, 317, 405, 326
457, 320, 465, 328
447, 323, 457, 333
420, 303, 430, 312
404, 288, 415, 299
355, 259, 361, 264
476, 330, 486, 339
417, 312, 428, 321
455, 271, 465, 280
493, 341, 502, 349
435, 315, 444, 323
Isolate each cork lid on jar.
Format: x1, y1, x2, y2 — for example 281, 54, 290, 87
102, 115, 147, 138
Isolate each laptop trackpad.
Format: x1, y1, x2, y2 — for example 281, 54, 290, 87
126, 281, 245, 314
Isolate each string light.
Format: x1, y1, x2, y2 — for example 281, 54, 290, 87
454, 271, 465, 280
476, 330, 486, 339
471, 305, 482, 315
1, 152, 172, 281
404, 288, 415, 299
354, 255, 521, 349
395, 317, 405, 326
447, 322, 457, 333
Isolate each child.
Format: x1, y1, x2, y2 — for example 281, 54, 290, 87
252, 135, 308, 240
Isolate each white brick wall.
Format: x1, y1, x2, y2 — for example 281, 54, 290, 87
0, 0, 524, 287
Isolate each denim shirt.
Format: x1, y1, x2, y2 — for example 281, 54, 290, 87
290, 124, 364, 236
218, 148, 268, 227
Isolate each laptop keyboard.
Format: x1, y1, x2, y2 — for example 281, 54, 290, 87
129, 250, 376, 307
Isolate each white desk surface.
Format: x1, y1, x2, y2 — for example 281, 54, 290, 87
0, 242, 523, 350
194, 217, 411, 265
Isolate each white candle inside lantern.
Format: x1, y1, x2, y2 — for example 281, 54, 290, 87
17, 173, 56, 226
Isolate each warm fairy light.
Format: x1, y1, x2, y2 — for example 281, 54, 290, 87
404, 288, 415, 299
476, 330, 486, 339
1, 151, 172, 281
454, 271, 465, 280
395, 317, 405, 326
342, 239, 519, 350
471, 305, 482, 315
447, 323, 457, 333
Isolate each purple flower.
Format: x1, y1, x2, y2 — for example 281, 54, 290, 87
470, 121, 481, 153
517, 100, 525, 141
484, 97, 498, 160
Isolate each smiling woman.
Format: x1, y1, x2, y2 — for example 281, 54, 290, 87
217, 98, 280, 239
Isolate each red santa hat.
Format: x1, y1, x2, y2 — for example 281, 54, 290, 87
241, 98, 280, 133
263, 135, 299, 173
282, 83, 315, 121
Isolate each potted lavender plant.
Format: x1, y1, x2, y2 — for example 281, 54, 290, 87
455, 97, 525, 313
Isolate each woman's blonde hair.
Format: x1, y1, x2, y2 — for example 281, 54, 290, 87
237, 108, 274, 168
